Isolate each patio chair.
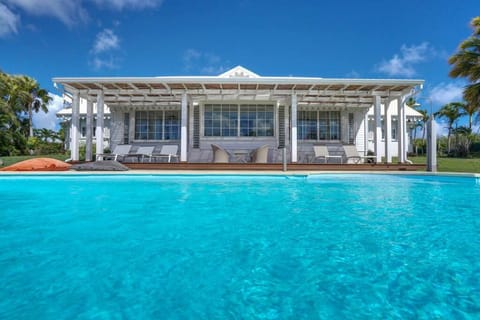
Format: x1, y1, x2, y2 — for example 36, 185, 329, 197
343, 145, 376, 164
211, 144, 230, 163
152, 145, 179, 163
312, 145, 342, 163
96, 144, 132, 162
135, 146, 155, 162
250, 145, 269, 163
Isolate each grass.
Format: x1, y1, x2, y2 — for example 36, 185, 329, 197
409, 156, 480, 173
0, 154, 69, 167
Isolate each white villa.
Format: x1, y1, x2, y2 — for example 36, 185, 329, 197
53, 66, 424, 164
56, 94, 111, 150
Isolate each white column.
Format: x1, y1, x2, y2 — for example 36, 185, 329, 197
426, 116, 437, 172
290, 94, 297, 163
180, 93, 188, 162
397, 97, 405, 163
85, 98, 93, 161
96, 91, 104, 160
384, 99, 392, 163
373, 95, 382, 163
364, 111, 368, 155
71, 91, 80, 161
403, 102, 409, 161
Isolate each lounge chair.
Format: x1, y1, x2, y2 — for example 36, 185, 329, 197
97, 144, 132, 161
152, 145, 179, 163
250, 145, 269, 163
312, 145, 342, 163
135, 146, 155, 162
211, 144, 230, 163
343, 145, 376, 164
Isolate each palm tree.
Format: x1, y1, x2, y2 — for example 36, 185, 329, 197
417, 109, 429, 139
456, 100, 477, 129
463, 83, 480, 126
449, 16, 480, 113
11, 76, 51, 137
434, 102, 465, 154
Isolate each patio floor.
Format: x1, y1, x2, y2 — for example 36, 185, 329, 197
124, 162, 424, 171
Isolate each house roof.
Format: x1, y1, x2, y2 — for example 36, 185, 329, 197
53, 66, 424, 109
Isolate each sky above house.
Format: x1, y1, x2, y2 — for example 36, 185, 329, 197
0, 0, 478, 131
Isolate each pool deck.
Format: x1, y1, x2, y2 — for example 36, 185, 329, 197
124, 162, 425, 171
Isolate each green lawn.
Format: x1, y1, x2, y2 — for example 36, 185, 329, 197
0, 154, 69, 167
409, 156, 480, 173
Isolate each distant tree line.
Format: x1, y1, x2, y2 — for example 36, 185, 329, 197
0, 70, 64, 156
411, 16, 480, 157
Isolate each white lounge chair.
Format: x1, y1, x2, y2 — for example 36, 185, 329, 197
312, 145, 342, 163
250, 145, 269, 163
97, 144, 132, 161
135, 146, 155, 162
343, 145, 376, 164
152, 145, 179, 163
211, 144, 230, 163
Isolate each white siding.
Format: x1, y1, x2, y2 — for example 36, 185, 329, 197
355, 110, 366, 153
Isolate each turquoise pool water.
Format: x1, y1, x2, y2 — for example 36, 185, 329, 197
0, 174, 479, 319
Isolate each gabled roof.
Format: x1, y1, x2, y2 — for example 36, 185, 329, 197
218, 66, 260, 78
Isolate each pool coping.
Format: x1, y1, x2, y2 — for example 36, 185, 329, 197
0, 170, 479, 178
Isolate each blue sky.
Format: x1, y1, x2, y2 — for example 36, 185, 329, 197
0, 0, 478, 131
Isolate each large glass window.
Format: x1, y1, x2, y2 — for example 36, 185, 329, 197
134, 110, 180, 140
298, 111, 341, 141
298, 111, 317, 139
204, 104, 237, 137
204, 104, 274, 137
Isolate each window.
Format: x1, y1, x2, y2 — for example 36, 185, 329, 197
134, 110, 180, 140
240, 104, 274, 136
379, 117, 398, 140
204, 104, 274, 137
80, 119, 97, 138
298, 111, 341, 141
298, 111, 317, 139
374, 117, 398, 140
204, 104, 237, 137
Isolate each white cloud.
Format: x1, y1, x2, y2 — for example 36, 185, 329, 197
434, 120, 449, 137
428, 82, 464, 106
32, 93, 64, 131
376, 42, 432, 77
92, 28, 119, 54
0, 3, 20, 37
345, 70, 360, 78
90, 28, 120, 70
2, 0, 163, 34
91, 0, 164, 10
183, 49, 229, 75
91, 56, 118, 70
5, 0, 88, 26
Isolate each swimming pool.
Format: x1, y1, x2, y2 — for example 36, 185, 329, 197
0, 173, 479, 319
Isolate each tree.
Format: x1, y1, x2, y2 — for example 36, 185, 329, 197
449, 17, 480, 113
458, 100, 478, 129
435, 102, 465, 154
11, 76, 51, 137
0, 72, 24, 155
417, 109, 429, 139
0, 71, 53, 156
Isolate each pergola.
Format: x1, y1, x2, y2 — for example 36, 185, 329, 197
54, 68, 424, 163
